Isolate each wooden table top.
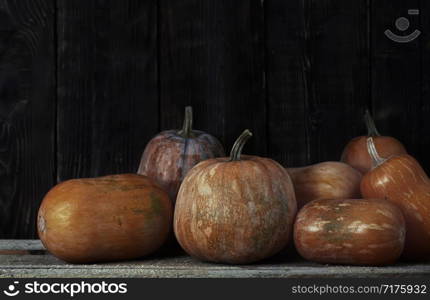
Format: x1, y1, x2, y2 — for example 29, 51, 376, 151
0, 240, 429, 278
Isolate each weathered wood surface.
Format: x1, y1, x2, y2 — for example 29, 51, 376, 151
1, 254, 430, 278
304, 0, 369, 163
0, 239, 43, 251
159, 0, 267, 156
265, 0, 308, 166
57, 0, 159, 180
0, 240, 429, 278
0, 0, 56, 238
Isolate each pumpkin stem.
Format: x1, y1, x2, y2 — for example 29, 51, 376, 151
364, 109, 380, 137
367, 137, 386, 168
178, 106, 194, 138
229, 129, 253, 161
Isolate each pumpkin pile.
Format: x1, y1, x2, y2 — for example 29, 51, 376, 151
37, 108, 430, 266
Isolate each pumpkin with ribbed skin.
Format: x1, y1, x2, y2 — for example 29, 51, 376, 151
138, 106, 225, 202
294, 198, 405, 266
37, 174, 172, 263
174, 130, 297, 264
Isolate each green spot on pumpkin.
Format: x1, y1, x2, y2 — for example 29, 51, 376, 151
149, 192, 163, 217
130, 192, 164, 219
320, 204, 353, 243
323, 221, 341, 233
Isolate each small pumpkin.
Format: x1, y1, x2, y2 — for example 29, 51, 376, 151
341, 110, 406, 174
138, 106, 225, 202
294, 198, 405, 266
37, 174, 172, 263
174, 129, 297, 264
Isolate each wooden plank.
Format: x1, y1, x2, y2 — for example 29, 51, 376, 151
0, 240, 44, 251
57, 0, 159, 181
305, 0, 369, 164
1, 260, 429, 278
0, 243, 428, 278
0, 241, 428, 277
265, 0, 308, 167
0, 0, 56, 238
159, 0, 266, 156
371, 1, 421, 165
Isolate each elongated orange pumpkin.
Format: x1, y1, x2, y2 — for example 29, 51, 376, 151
138, 106, 225, 202
294, 198, 405, 265
38, 174, 172, 263
341, 110, 406, 174
361, 137, 430, 260
287, 162, 362, 209
174, 130, 297, 264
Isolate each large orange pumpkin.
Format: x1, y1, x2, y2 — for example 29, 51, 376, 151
37, 174, 172, 263
174, 130, 297, 264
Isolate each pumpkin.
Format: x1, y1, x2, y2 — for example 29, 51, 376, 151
37, 174, 172, 263
341, 110, 406, 174
361, 137, 430, 260
294, 198, 405, 266
287, 161, 362, 209
138, 106, 225, 202
174, 129, 297, 264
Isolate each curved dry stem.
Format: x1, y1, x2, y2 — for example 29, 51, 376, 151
367, 137, 386, 168
178, 106, 194, 138
229, 129, 253, 161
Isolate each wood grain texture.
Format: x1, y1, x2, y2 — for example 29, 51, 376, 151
57, 0, 159, 180
159, 0, 266, 157
0, 240, 430, 278
0, 0, 56, 238
265, 0, 308, 167
371, 0, 421, 164
305, 0, 369, 164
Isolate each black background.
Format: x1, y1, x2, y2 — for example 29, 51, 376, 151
0, 0, 427, 238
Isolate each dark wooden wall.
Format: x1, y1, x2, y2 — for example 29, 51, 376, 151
0, 0, 427, 238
